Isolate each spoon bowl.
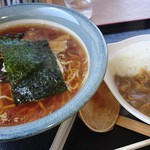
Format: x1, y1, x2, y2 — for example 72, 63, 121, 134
78, 81, 120, 132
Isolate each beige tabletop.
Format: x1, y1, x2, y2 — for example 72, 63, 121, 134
53, 0, 150, 25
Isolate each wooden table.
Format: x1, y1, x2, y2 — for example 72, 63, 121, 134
52, 0, 150, 25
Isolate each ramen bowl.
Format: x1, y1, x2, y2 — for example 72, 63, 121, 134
104, 35, 150, 125
0, 4, 107, 140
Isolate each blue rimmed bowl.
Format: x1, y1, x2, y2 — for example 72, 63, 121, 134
0, 3, 107, 141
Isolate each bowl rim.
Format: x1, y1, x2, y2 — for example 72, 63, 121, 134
0, 3, 108, 140
104, 34, 150, 125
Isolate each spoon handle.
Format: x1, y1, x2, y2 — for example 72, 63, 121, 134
116, 115, 150, 137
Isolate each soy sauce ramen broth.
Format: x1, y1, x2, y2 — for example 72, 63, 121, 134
0, 19, 89, 126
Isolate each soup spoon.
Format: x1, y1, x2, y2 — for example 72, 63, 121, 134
78, 81, 150, 136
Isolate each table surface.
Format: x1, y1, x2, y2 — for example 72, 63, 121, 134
0, 1, 150, 150
92, 0, 150, 25
52, 0, 150, 26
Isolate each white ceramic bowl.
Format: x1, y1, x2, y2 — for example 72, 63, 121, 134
104, 34, 150, 125
0, 4, 107, 140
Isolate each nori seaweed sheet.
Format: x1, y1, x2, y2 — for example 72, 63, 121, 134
0, 36, 67, 104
